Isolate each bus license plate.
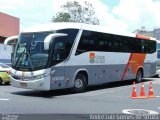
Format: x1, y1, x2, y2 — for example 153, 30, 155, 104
20, 82, 27, 87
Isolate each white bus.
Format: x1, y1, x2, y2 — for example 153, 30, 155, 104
156, 40, 160, 76
4, 23, 157, 92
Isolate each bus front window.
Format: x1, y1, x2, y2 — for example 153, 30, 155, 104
12, 29, 79, 71
12, 32, 50, 71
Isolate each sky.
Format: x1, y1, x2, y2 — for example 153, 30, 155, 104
0, 0, 160, 32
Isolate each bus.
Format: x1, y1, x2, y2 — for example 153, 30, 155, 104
4, 23, 157, 92
156, 40, 160, 76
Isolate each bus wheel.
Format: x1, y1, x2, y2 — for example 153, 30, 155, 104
136, 69, 143, 83
0, 78, 2, 85
72, 73, 87, 93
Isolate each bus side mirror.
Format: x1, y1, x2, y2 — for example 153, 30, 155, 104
44, 33, 68, 50
4, 35, 18, 51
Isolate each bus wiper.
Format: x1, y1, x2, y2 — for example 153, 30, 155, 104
25, 50, 35, 71
15, 49, 25, 68
15, 46, 35, 71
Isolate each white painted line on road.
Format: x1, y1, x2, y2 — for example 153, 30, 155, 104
0, 98, 9, 101
122, 109, 159, 115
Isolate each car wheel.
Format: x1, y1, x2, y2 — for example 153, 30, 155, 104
5, 82, 10, 85
136, 69, 143, 83
0, 78, 2, 85
72, 73, 87, 93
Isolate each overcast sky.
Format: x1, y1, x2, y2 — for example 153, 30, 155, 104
0, 0, 160, 32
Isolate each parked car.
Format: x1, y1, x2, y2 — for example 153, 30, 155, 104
0, 63, 11, 85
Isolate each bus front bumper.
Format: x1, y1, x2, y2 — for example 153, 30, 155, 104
10, 75, 51, 90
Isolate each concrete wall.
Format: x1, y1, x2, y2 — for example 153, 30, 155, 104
0, 43, 12, 64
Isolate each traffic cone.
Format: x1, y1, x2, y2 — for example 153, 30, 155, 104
148, 82, 156, 98
139, 82, 147, 98
130, 81, 137, 99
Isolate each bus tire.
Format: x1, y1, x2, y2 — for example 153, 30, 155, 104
72, 73, 87, 93
5, 82, 10, 85
136, 69, 143, 83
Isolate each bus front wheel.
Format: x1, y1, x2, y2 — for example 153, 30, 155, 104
136, 69, 143, 83
72, 73, 87, 93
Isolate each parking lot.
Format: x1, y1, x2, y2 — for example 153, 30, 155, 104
0, 77, 160, 119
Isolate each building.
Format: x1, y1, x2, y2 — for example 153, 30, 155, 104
135, 30, 153, 37
134, 27, 160, 40
153, 28, 160, 40
0, 12, 20, 64
0, 12, 19, 43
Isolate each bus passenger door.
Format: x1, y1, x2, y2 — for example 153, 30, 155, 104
50, 42, 66, 90
50, 63, 65, 90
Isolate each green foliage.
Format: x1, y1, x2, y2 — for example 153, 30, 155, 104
52, 1, 99, 25
52, 12, 71, 22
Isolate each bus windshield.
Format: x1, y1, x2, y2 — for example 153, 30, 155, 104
12, 32, 51, 71
12, 29, 79, 71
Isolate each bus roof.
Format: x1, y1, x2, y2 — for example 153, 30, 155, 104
22, 22, 147, 38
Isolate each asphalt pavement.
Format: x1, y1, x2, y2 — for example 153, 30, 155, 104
0, 77, 160, 120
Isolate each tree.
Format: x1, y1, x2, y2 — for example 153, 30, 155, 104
52, 1, 99, 25
52, 13, 71, 22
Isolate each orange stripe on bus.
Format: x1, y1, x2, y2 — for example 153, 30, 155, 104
128, 53, 146, 75
121, 53, 146, 80
121, 34, 149, 80
136, 34, 150, 40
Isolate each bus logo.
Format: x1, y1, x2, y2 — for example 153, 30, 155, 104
90, 52, 95, 63
90, 52, 105, 63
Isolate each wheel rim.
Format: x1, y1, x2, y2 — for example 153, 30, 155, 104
75, 78, 83, 88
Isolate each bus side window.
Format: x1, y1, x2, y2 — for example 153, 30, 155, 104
52, 42, 65, 61
76, 38, 88, 55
